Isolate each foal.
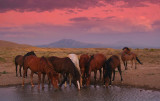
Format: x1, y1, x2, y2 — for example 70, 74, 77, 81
103, 55, 123, 87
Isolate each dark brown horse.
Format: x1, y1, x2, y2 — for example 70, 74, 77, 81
48, 56, 81, 90
103, 55, 123, 87
15, 55, 24, 77
22, 56, 59, 89
85, 53, 106, 86
79, 54, 90, 86
121, 48, 142, 70
15, 51, 36, 77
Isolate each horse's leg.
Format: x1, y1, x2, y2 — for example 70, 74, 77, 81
30, 71, 34, 87
16, 64, 18, 77
94, 70, 97, 85
135, 58, 137, 69
118, 65, 123, 82
131, 60, 133, 68
22, 68, 26, 86
125, 61, 128, 70
99, 68, 102, 81
109, 71, 112, 85
42, 74, 46, 88
19, 66, 22, 77
38, 72, 41, 89
112, 70, 115, 82
59, 73, 68, 88
69, 74, 72, 87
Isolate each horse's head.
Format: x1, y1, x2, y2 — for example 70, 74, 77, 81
122, 47, 131, 54
48, 71, 59, 89
103, 61, 111, 87
72, 65, 81, 90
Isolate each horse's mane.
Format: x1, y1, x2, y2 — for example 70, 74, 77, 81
85, 55, 94, 77
24, 51, 36, 57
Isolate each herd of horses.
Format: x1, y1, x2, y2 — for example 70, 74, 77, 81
15, 47, 142, 90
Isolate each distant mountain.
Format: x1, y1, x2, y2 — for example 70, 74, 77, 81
38, 39, 107, 48
37, 39, 159, 49
0, 40, 31, 48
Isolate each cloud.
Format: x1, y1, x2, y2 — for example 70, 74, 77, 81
0, 0, 160, 12
103, 0, 160, 8
0, 0, 101, 12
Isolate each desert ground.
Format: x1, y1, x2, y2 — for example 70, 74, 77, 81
0, 47, 160, 90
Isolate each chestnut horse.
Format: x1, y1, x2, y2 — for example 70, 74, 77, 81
22, 56, 59, 89
86, 53, 106, 86
121, 48, 142, 70
103, 55, 123, 87
15, 55, 23, 77
48, 56, 81, 90
79, 54, 90, 86
15, 51, 36, 77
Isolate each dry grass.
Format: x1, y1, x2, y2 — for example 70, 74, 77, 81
0, 47, 160, 67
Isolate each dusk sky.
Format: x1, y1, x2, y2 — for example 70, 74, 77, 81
0, 0, 160, 47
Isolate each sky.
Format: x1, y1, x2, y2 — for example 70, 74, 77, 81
0, 0, 160, 48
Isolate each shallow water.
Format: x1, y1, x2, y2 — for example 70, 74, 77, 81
0, 85, 160, 101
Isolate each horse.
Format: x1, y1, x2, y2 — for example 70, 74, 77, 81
103, 55, 123, 87
15, 51, 36, 77
85, 53, 106, 86
79, 54, 90, 86
48, 56, 81, 90
15, 55, 24, 77
22, 56, 59, 89
121, 50, 142, 70
68, 54, 82, 87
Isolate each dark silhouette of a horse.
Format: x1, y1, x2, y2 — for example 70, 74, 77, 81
15, 51, 36, 77
22, 56, 59, 89
103, 55, 123, 87
121, 47, 142, 70
48, 56, 81, 90
79, 54, 90, 86
85, 53, 106, 86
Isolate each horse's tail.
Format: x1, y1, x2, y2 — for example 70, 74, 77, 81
136, 57, 143, 64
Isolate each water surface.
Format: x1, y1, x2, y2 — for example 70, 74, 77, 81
0, 85, 160, 101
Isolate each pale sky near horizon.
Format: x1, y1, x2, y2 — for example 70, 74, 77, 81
0, 0, 160, 47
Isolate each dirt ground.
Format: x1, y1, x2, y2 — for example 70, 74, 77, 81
0, 61, 160, 90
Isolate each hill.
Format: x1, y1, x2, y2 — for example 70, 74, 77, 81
0, 40, 31, 48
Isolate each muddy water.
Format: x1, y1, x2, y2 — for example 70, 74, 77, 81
0, 85, 160, 101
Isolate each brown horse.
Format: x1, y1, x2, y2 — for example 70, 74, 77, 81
85, 53, 106, 86
103, 55, 123, 87
22, 56, 59, 89
15, 51, 36, 77
15, 55, 24, 77
79, 54, 90, 86
48, 56, 81, 90
121, 51, 142, 70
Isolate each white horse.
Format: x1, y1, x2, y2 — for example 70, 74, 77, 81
68, 54, 82, 89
